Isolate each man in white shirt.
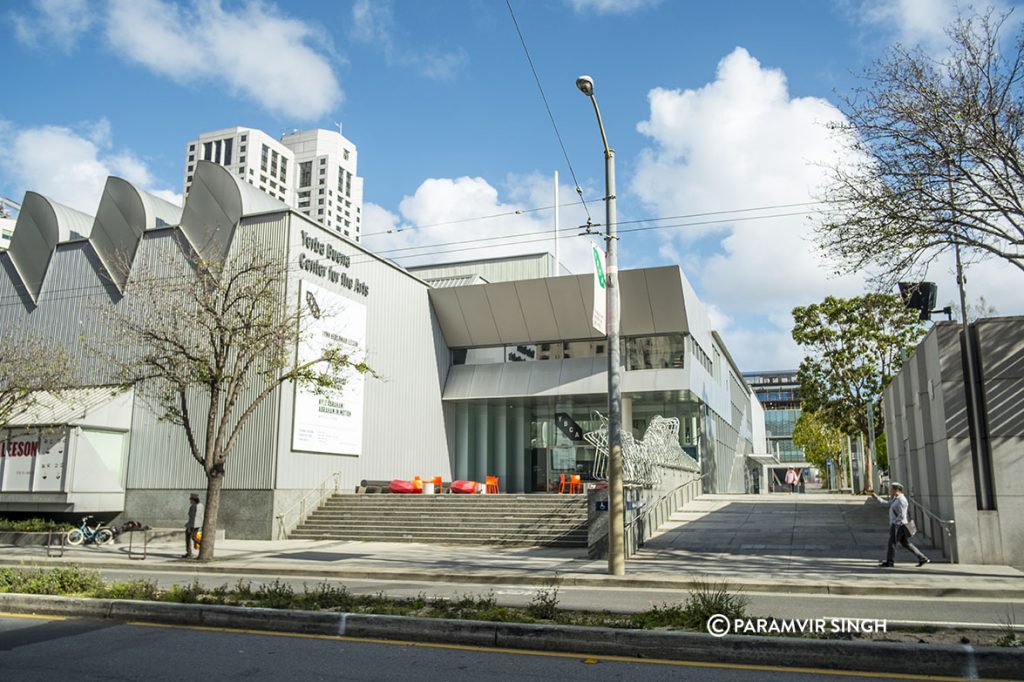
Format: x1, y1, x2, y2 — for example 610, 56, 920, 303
872, 482, 929, 567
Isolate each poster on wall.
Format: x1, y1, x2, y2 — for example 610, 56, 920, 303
1, 432, 38, 492
32, 430, 68, 492
291, 279, 367, 456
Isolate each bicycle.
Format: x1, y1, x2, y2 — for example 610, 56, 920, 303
66, 515, 114, 546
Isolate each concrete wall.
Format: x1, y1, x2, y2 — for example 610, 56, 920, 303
884, 318, 1024, 565
122, 489, 275, 540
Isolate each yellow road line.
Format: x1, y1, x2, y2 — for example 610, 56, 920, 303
128, 621, 985, 681
0, 612, 67, 621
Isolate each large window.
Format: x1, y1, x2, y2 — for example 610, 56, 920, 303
452, 335, 686, 368
300, 161, 312, 187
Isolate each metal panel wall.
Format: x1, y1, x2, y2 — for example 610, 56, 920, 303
125, 214, 289, 490
274, 213, 450, 493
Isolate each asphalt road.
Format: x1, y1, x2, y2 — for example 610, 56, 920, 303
96, 567, 1022, 630
0, 615, 927, 681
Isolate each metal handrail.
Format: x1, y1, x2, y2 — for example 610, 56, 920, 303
626, 470, 704, 534
274, 471, 343, 540
905, 492, 958, 563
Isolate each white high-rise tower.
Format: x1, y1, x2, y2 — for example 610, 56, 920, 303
183, 126, 364, 241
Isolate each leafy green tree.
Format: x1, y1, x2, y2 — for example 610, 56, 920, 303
874, 431, 888, 474
792, 294, 924, 492
791, 411, 844, 488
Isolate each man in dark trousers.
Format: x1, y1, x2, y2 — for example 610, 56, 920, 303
182, 493, 203, 559
872, 482, 929, 567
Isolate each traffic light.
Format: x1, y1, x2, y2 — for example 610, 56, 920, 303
898, 282, 938, 320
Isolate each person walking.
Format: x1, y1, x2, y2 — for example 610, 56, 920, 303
785, 467, 798, 493
182, 493, 203, 559
872, 482, 929, 567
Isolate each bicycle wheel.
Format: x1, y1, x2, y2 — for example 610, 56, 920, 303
66, 528, 84, 545
95, 529, 114, 545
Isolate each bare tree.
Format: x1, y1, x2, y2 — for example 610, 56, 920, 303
106, 237, 369, 560
0, 334, 74, 430
819, 10, 1024, 284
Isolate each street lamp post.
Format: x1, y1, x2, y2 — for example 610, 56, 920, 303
576, 75, 625, 576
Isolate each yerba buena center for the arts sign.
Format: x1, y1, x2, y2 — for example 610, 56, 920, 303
291, 279, 367, 456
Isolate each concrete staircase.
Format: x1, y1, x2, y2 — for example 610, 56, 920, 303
289, 493, 589, 548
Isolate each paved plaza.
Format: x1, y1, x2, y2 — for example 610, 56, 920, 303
1, 492, 1021, 598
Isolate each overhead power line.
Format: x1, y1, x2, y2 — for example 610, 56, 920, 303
505, 0, 592, 222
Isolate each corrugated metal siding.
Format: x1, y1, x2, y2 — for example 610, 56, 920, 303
274, 214, 450, 492
409, 253, 551, 283
126, 215, 288, 489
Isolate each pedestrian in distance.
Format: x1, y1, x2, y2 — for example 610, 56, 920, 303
872, 482, 930, 567
182, 493, 203, 559
785, 467, 798, 493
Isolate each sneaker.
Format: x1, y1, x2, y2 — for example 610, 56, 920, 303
180, 554, 192, 559
878, 561, 894, 567
917, 557, 930, 567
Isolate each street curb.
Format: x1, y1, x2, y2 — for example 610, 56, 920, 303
0, 594, 1021, 679
2, 557, 1022, 600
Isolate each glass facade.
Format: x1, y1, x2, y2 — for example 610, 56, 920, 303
448, 395, 701, 493
451, 334, 685, 371
743, 370, 806, 464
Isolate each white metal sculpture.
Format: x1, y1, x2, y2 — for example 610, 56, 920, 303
585, 413, 699, 485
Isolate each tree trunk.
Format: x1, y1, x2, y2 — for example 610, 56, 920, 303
862, 430, 875, 494
198, 471, 224, 561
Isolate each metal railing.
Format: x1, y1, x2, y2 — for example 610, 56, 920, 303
625, 470, 706, 554
274, 471, 343, 540
906, 493, 958, 564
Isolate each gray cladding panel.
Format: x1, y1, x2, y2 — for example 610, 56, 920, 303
486, 282, 529, 341
645, 267, 687, 333
619, 270, 656, 335
180, 164, 240, 264
547, 276, 591, 340
515, 279, 559, 341
428, 290, 472, 347
91, 178, 147, 289
455, 286, 501, 346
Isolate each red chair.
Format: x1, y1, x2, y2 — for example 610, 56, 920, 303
558, 473, 569, 494
485, 476, 499, 494
569, 474, 583, 494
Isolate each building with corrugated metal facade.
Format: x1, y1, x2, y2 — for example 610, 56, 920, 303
0, 160, 763, 538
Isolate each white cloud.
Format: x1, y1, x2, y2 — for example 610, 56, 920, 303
105, 0, 340, 120
566, 0, 662, 14
11, 0, 93, 52
362, 174, 595, 274
0, 120, 181, 215
632, 47, 867, 369
350, 0, 465, 80
856, 0, 1013, 54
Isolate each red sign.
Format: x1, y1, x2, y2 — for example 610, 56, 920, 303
1, 441, 39, 457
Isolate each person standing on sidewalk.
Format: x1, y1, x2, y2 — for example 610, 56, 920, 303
182, 493, 203, 559
872, 482, 929, 567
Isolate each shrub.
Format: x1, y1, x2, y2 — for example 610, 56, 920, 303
101, 579, 159, 601
252, 580, 295, 610
165, 579, 205, 604
0, 517, 65, 532
632, 581, 748, 632
526, 585, 560, 621
0, 566, 102, 595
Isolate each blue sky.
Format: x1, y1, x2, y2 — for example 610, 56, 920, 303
2, 0, 1021, 371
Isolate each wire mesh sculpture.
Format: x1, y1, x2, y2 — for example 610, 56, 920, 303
585, 413, 699, 485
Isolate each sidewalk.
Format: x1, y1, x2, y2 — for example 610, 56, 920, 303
2, 494, 1022, 599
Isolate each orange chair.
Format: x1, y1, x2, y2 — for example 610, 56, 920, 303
569, 474, 583, 494
485, 476, 500, 494
412, 476, 423, 493
432, 475, 443, 494
558, 473, 569, 494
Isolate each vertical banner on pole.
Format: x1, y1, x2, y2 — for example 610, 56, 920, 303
591, 241, 606, 334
